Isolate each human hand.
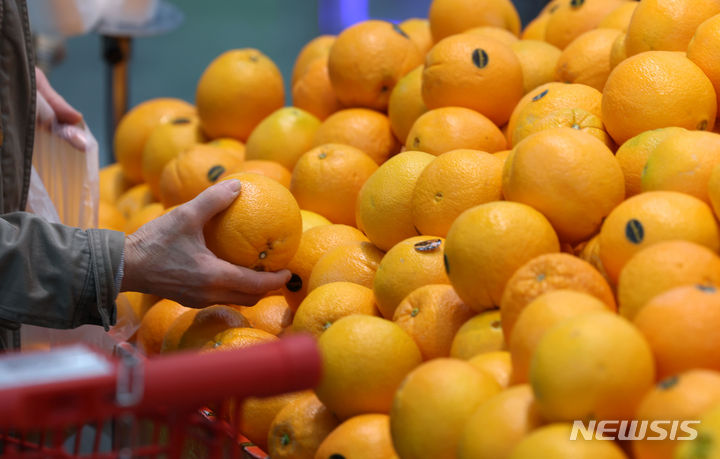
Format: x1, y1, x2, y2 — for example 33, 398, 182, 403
120, 179, 291, 307
35, 67, 82, 126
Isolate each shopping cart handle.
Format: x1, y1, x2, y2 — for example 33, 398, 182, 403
138, 333, 322, 411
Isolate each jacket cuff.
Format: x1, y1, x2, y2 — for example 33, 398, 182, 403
84, 228, 125, 331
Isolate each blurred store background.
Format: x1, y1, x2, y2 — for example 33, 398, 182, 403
31, 0, 549, 166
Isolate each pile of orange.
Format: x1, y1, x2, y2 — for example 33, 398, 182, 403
103, 0, 720, 456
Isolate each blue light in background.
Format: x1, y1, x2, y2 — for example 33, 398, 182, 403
318, 0, 370, 34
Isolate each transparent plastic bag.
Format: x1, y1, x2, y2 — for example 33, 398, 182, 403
22, 120, 117, 353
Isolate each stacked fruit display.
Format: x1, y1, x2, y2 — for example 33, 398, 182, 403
99, 0, 720, 457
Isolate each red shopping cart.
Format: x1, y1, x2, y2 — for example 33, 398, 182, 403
0, 333, 321, 458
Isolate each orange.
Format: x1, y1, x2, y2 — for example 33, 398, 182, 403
312, 108, 401, 165
509, 39, 562, 94
509, 289, 613, 383
544, 0, 627, 50
711, 164, 720, 218
235, 295, 292, 336
244, 107, 320, 171
98, 201, 126, 232
642, 129, 720, 204
162, 304, 249, 352
609, 32, 627, 70
202, 327, 277, 352
406, 107, 506, 155
99, 162, 133, 204
141, 115, 205, 198
599, 1, 638, 32
688, 14, 720, 112
207, 137, 246, 158
398, 18, 433, 56
576, 234, 611, 284
503, 127, 625, 243
467, 351, 512, 389
392, 284, 475, 360
428, 0, 521, 42
238, 391, 307, 452
634, 284, 720, 379
116, 291, 158, 326
625, 0, 720, 57
500, 253, 616, 342
507, 82, 603, 147
598, 191, 720, 284
290, 143, 378, 226
291, 57, 342, 121
158, 144, 244, 207
458, 385, 543, 459
300, 209, 331, 232
464, 26, 519, 47
422, 34, 523, 126
675, 404, 720, 459
520, 14, 550, 41
444, 201, 560, 312
196, 49, 284, 141
411, 149, 503, 238
327, 20, 423, 111
511, 107, 613, 148
307, 241, 384, 292
449, 310, 505, 360
123, 202, 163, 234
530, 313, 655, 422
234, 160, 292, 189
388, 65, 427, 144
315, 315, 422, 419
315, 414, 398, 459
555, 28, 623, 91
633, 370, 720, 459
115, 183, 154, 220
494, 149, 511, 165
292, 282, 379, 337
204, 172, 302, 271
355, 151, 435, 251
508, 423, 629, 459
615, 127, 686, 197
136, 299, 190, 355
602, 51, 717, 145
373, 236, 450, 319
390, 358, 501, 459
291, 35, 335, 87
114, 98, 195, 184
267, 392, 339, 459
282, 224, 369, 309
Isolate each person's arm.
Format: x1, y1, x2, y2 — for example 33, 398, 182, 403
0, 212, 123, 330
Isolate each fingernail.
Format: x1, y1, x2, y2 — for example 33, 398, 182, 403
225, 179, 241, 194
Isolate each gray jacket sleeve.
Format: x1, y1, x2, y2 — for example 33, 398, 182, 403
0, 211, 124, 330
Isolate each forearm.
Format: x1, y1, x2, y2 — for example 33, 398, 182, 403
0, 211, 124, 330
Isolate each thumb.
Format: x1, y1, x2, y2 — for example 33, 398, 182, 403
184, 179, 242, 224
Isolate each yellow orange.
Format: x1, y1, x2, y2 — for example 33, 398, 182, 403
292, 282, 379, 337
307, 241, 384, 292
373, 236, 450, 319
300, 209, 331, 232
467, 351, 512, 389
544, 0, 627, 50
406, 107, 506, 155
315, 414, 398, 459
444, 201, 560, 312
411, 149, 503, 238
509, 423, 629, 459
204, 172, 302, 271
602, 51, 717, 145
530, 313, 655, 422
238, 391, 307, 452
422, 33, 523, 126
464, 26, 518, 47
449, 310, 506, 360
554, 28, 622, 91
115, 183, 154, 220
99, 162, 133, 204
123, 202, 163, 234
291, 35, 335, 86
598, 191, 720, 284
236, 295, 292, 336
428, 0, 521, 42
327, 20, 423, 111
136, 299, 190, 356
355, 151, 435, 251
688, 14, 720, 112
290, 143, 378, 226
598, 2, 638, 32
291, 57, 342, 121
398, 18, 433, 56
388, 65, 427, 144
315, 315, 422, 419
510, 39, 562, 94
234, 160, 292, 189
98, 201, 126, 232
196, 49, 284, 141
393, 284, 475, 360
202, 327, 278, 351
711, 164, 720, 218
512, 107, 613, 148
